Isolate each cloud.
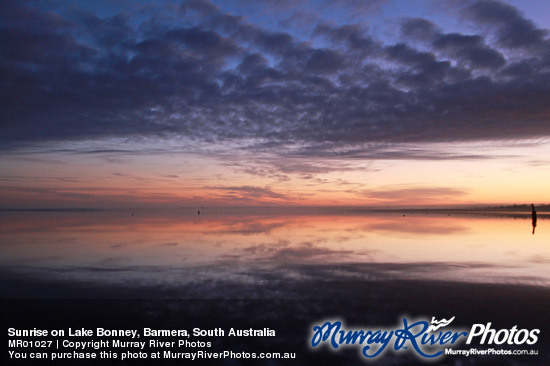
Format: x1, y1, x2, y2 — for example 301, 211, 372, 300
1, 0, 550, 155
528, 254, 550, 264
401, 18, 441, 41
205, 185, 289, 201
463, 0, 548, 50
314, 23, 379, 54
401, 15, 507, 70
433, 33, 506, 69
179, 0, 220, 17
362, 186, 468, 203
165, 26, 242, 61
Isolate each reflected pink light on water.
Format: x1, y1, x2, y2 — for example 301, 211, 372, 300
1, 209, 548, 286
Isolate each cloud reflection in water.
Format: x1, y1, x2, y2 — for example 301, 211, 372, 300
1, 208, 549, 298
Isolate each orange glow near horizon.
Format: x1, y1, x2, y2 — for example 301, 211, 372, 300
1, 139, 550, 208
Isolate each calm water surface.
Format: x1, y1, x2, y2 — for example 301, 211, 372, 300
1, 208, 549, 296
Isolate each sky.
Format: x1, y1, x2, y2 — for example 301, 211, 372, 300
1, 0, 550, 209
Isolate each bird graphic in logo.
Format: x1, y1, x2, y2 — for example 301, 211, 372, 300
427, 316, 456, 332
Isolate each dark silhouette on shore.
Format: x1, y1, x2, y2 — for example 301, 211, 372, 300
532, 204, 537, 235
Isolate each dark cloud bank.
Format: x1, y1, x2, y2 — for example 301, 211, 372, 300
1, 0, 550, 153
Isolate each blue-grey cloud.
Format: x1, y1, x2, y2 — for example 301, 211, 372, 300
1, 0, 550, 155
463, 0, 548, 50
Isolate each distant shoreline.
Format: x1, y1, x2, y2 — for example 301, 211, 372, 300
1, 205, 548, 215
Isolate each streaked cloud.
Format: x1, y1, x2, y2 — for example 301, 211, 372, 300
362, 186, 468, 204
205, 185, 290, 202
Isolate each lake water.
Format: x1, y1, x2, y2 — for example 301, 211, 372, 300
3, 208, 550, 365
1, 207, 548, 298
